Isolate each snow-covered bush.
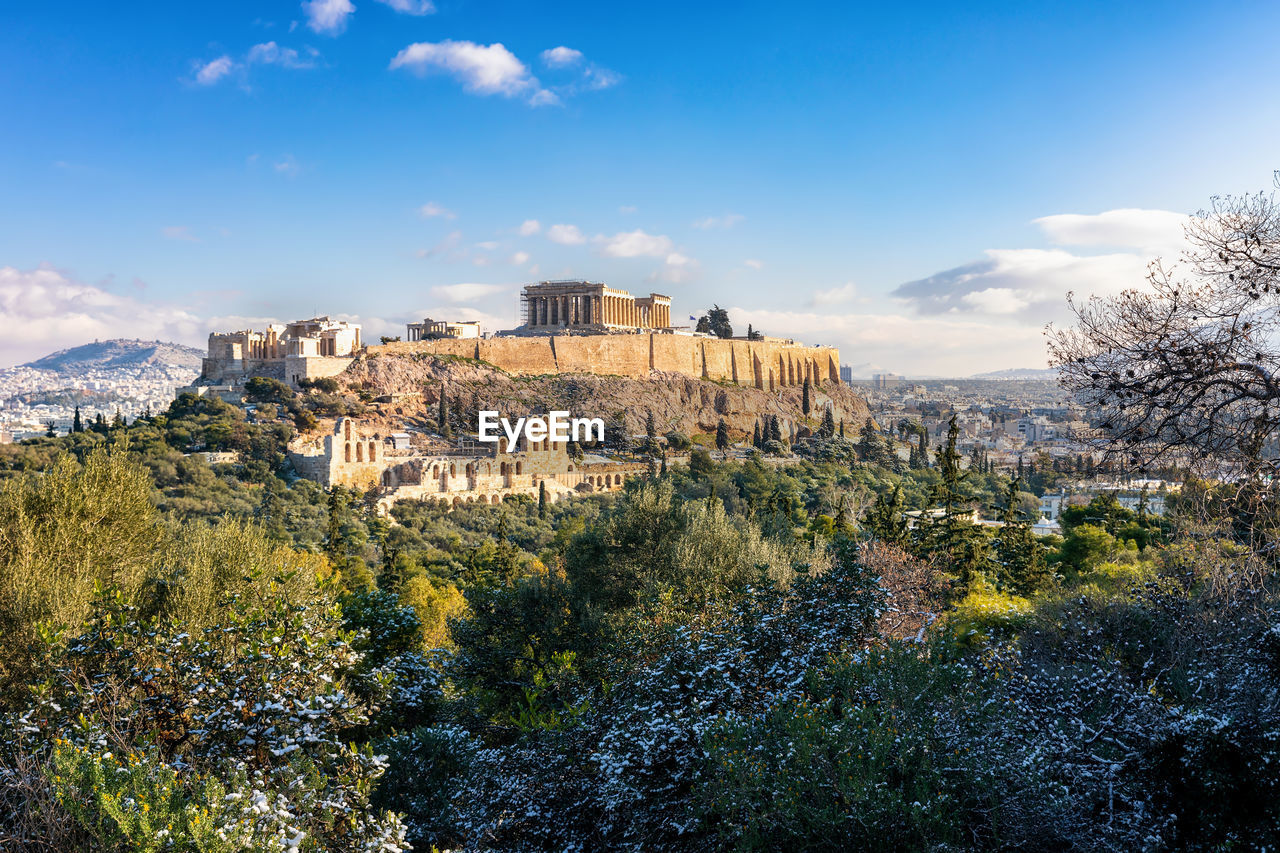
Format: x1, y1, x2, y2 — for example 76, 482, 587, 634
2, 580, 409, 852
446, 540, 884, 850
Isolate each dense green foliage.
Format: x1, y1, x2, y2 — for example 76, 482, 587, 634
1, 390, 1276, 851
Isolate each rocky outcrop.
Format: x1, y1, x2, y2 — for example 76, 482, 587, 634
338, 351, 870, 441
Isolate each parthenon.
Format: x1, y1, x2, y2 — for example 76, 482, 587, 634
519, 281, 671, 332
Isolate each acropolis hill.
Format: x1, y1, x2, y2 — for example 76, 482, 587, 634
200, 281, 840, 391
191, 280, 867, 507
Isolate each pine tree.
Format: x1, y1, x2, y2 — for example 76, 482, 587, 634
768, 415, 782, 443
802, 378, 812, 417
831, 494, 852, 536
865, 484, 908, 546
325, 486, 349, 564
929, 416, 995, 597
857, 418, 881, 463
819, 407, 836, 439
72, 406, 83, 433
438, 390, 453, 439
715, 419, 730, 456
995, 477, 1051, 595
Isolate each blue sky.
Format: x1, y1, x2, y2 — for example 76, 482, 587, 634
4, 0, 1280, 374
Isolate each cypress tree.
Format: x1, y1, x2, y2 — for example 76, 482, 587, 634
995, 477, 1051, 596
715, 419, 730, 456
752, 420, 761, 449
538, 479, 547, 519
866, 484, 908, 546
72, 406, 83, 433
820, 407, 836, 439
439, 389, 452, 439
802, 378, 812, 416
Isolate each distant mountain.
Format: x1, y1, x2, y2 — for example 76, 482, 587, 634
969, 367, 1059, 380
21, 339, 204, 374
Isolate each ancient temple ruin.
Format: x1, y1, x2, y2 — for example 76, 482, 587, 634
518, 281, 672, 332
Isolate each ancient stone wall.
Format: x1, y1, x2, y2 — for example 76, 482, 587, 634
367, 333, 838, 388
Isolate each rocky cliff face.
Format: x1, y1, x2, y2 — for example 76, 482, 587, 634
338, 351, 871, 440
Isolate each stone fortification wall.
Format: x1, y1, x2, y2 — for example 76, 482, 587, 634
367, 333, 838, 389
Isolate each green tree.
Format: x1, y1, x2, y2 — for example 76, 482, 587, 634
994, 478, 1052, 595
802, 378, 812, 417
438, 389, 453, 439
865, 484, 909, 546
715, 419, 730, 456
696, 304, 733, 338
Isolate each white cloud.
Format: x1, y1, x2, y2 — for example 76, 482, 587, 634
528, 88, 561, 107
0, 265, 206, 366
474, 241, 499, 250
654, 252, 698, 283
692, 213, 744, 230
546, 224, 586, 245
892, 247, 1147, 323
247, 41, 315, 68
416, 230, 463, 259
194, 56, 235, 85
517, 219, 541, 236
374, 0, 435, 14
390, 40, 543, 102
273, 154, 300, 176
161, 226, 200, 243
743, 258, 764, 270
960, 287, 1031, 315
541, 46, 583, 67
728, 306, 1050, 377
596, 229, 672, 258
508, 251, 530, 265
302, 0, 355, 35
419, 201, 456, 219
1034, 208, 1188, 255
581, 65, 621, 90
811, 282, 858, 306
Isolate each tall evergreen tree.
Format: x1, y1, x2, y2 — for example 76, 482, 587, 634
819, 407, 836, 439
752, 420, 761, 449
715, 419, 730, 456
802, 378, 812, 417
325, 486, 349, 564
995, 477, 1052, 595
768, 415, 782, 443
72, 406, 83, 433
865, 484, 909, 546
438, 389, 452, 439
538, 479, 547, 519
928, 416, 995, 597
